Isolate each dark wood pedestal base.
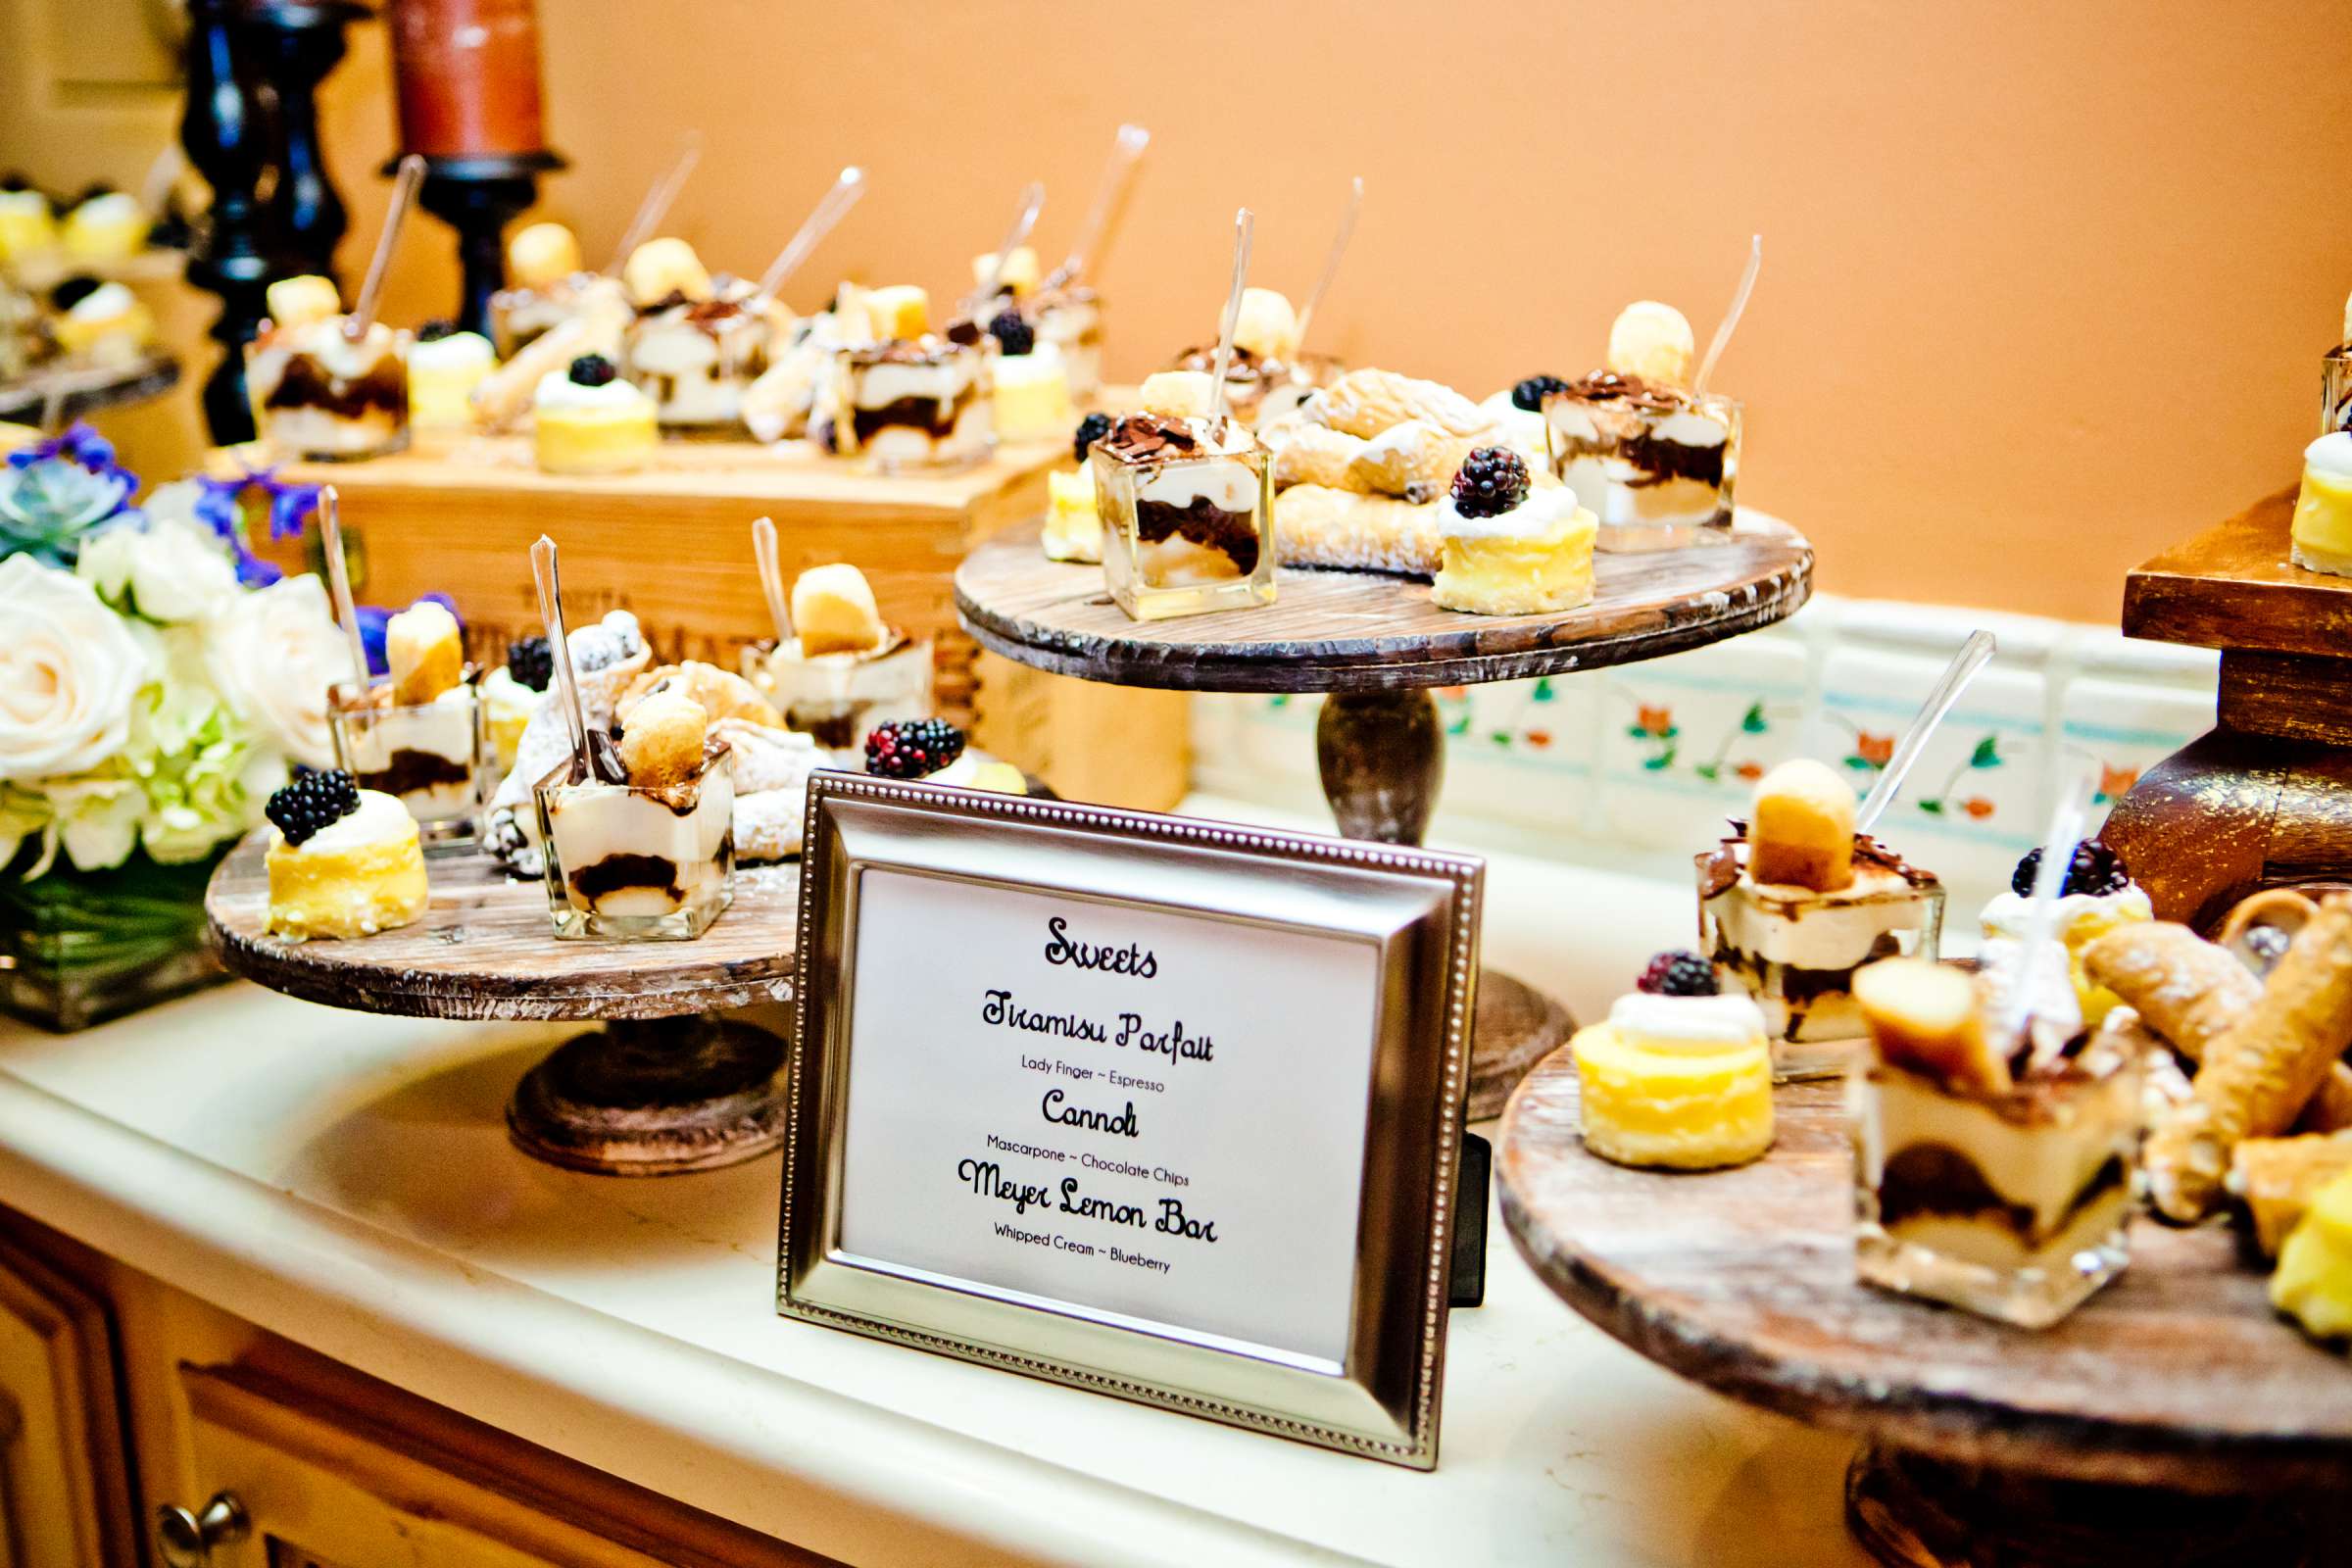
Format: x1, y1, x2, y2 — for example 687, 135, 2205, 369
506, 1014, 788, 1176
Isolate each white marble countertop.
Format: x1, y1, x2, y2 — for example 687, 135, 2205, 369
0, 796, 1869, 1567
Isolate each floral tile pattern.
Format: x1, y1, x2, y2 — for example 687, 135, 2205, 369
1191, 592, 2219, 912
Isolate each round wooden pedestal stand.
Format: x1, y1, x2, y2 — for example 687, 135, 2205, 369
0, 352, 181, 424
1496, 1056, 2352, 1567
204, 832, 803, 1175
956, 512, 1814, 1117
2105, 487, 2352, 929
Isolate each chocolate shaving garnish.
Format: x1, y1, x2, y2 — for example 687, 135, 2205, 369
1558, 369, 1690, 415
1098, 412, 1203, 464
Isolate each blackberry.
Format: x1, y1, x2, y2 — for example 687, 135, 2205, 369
2010, 841, 2132, 899
945, 318, 984, 347
49, 275, 101, 313
1073, 411, 1113, 463
567, 353, 618, 387
1637, 951, 1721, 997
267, 769, 360, 847
987, 309, 1035, 357
865, 717, 966, 780
506, 635, 553, 692
416, 318, 461, 343
1511, 373, 1573, 413
1448, 446, 1531, 518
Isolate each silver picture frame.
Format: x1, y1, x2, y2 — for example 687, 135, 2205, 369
778, 772, 1482, 1468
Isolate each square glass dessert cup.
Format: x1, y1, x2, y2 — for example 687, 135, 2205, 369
1545, 385, 1740, 553
532, 747, 735, 940
832, 340, 993, 471
1090, 439, 1275, 621
326, 676, 487, 853
1695, 844, 1945, 1081
2325, 346, 2352, 435
246, 323, 413, 462
737, 634, 933, 753
1847, 1052, 2142, 1329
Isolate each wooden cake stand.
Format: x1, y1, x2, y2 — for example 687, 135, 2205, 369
1497, 1058, 2352, 1567
0, 352, 180, 424
205, 832, 802, 1176
2104, 485, 2352, 929
955, 512, 1814, 1117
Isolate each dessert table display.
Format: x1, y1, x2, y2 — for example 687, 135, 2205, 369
1498, 1061, 2352, 1568
206, 834, 802, 1174
956, 511, 1814, 1115
265, 426, 1189, 811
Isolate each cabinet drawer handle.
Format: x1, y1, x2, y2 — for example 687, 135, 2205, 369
154, 1493, 250, 1566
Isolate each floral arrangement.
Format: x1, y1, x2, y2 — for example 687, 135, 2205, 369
0, 426, 355, 880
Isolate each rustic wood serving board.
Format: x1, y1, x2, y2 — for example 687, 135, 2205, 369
204, 830, 800, 1022
955, 512, 1812, 693
1495, 1050, 2352, 1493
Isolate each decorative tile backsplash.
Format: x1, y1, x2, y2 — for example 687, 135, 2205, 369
1191, 594, 2219, 922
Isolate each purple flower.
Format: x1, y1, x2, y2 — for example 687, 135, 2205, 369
6, 422, 131, 487
188, 466, 320, 589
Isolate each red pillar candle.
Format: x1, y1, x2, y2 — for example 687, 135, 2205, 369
386, 0, 548, 159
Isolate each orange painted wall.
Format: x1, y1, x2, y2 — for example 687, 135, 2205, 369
28, 0, 2352, 623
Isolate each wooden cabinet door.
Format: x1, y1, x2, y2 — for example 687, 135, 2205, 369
178, 1363, 836, 1568
0, 1234, 138, 1567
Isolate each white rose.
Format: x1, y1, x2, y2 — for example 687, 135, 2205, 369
0, 555, 150, 781
205, 573, 356, 770
43, 772, 143, 871
77, 511, 238, 623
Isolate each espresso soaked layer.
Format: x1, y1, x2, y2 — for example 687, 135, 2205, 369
265, 354, 408, 418
1134, 497, 1259, 575
571, 852, 684, 906
1879, 1140, 2130, 1248
1621, 428, 1727, 487
359, 748, 474, 798
852, 387, 976, 444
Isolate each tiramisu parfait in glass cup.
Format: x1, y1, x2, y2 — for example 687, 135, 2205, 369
534, 688, 735, 941
245, 275, 411, 462
326, 603, 487, 853
1090, 371, 1275, 621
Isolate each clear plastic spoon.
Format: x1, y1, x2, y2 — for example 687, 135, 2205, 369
756, 166, 865, 305
751, 514, 792, 645
1693, 233, 1762, 398
2004, 760, 2103, 1067
347, 154, 424, 339
529, 534, 617, 782
1855, 629, 1997, 833
1291, 175, 1363, 352
967, 180, 1047, 318
1057, 123, 1150, 282
603, 132, 702, 276
317, 485, 370, 690
1204, 209, 1254, 429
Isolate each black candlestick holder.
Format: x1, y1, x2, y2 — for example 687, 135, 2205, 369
403, 151, 564, 337
243, 1, 373, 277
179, 0, 275, 444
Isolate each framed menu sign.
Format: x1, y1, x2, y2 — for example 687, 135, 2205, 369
779, 772, 1482, 1468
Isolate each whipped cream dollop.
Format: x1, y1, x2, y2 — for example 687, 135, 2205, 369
72, 191, 140, 225
1438, 484, 1584, 542
1981, 884, 2152, 942
535, 368, 651, 413
2306, 431, 2352, 482
67, 281, 137, 322
413, 330, 494, 372
1608, 990, 1768, 1051
272, 788, 414, 857
1974, 935, 2083, 1061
